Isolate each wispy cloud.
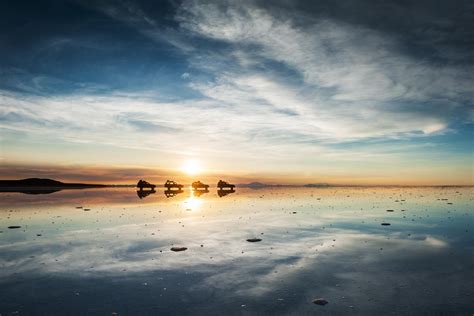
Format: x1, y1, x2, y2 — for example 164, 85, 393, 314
0, 0, 472, 184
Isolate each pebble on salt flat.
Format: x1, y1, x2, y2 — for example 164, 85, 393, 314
170, 247, 187, 252
312, 298, 328, 306
246, 238, 262, 242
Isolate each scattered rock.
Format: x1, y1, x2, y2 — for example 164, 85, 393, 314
8, 226, 21, 229
381, 222, 391, 226
313, 298, 328, 306
386, 210, 394, 212
246, 238, 262, 242
83, 208, 91, 211
170, 247, 187, 252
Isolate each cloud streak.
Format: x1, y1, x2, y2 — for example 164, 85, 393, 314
0, 0, 473, 184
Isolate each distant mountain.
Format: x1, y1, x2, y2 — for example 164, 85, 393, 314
237, 182, 331, 188
237, 182, 298, 188
0, 178, 107, 188
303, 183, 330, 187
237, 182, 268, 188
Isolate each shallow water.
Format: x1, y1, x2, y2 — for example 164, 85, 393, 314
0, 187, 473, 315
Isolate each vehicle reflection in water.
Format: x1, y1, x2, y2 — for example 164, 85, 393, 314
217, 188, 235, 197
136, 188, 156, 199
192, 188, 209, 197
164, 189, 184, 198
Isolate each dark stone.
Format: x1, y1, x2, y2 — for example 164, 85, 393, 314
247, 238, 262, 242
381, 222, 391, 226
170, 247, 187, 252
312, 298, 328, 306
8, 226, 21, 229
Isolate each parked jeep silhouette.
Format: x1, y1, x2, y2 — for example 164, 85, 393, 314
192, 181, 209, 190
137, 179, 156, 190
217, 180, 235, 189
164, 180, 184, 190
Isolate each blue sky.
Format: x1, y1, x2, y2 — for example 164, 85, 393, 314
0, 0, 473, 184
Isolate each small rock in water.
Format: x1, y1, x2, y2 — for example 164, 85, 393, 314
247, 238, 262, 242
8, 226, 21, 229
312, 298, 328, 306
170, 247, 187, 252
386, 210, 394, 212
83, 208, 91, 211
381, 222, 391, 226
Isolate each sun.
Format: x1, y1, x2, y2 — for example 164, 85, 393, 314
181, 159, 201, 175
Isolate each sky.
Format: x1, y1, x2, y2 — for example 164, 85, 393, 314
0, 0, 473, 185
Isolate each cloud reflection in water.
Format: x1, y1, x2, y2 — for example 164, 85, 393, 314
0, 187, 472, 314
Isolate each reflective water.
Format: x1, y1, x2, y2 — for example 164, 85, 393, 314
1, 187, 473, 315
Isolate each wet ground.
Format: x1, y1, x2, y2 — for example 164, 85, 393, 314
0, 187, 473, 315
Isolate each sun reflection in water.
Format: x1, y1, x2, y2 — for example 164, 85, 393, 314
183, 188, 203, 211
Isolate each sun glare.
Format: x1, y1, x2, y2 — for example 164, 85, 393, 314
181, 159, 201, 175
184, 196, 202, 211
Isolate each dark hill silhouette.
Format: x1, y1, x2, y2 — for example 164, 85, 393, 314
0, 178, 107, 188
0, 178, 107, 194
237, 182, 295, 189
303, 183, 330, 187
237, 182, 268, 188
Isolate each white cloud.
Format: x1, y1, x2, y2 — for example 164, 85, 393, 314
177, 0, 473, 134
1, 0, 473, 177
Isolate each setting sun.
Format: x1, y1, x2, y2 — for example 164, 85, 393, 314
180, 159, 201, 175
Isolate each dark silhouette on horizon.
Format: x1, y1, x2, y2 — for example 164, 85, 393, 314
164, 180, 184, 190
192, 181, 209, 190
217, 180, 235, 190
137, 179, 156, 190
0, 178, 106, 194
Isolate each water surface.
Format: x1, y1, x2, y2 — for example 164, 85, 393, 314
1, 187, 473, 315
